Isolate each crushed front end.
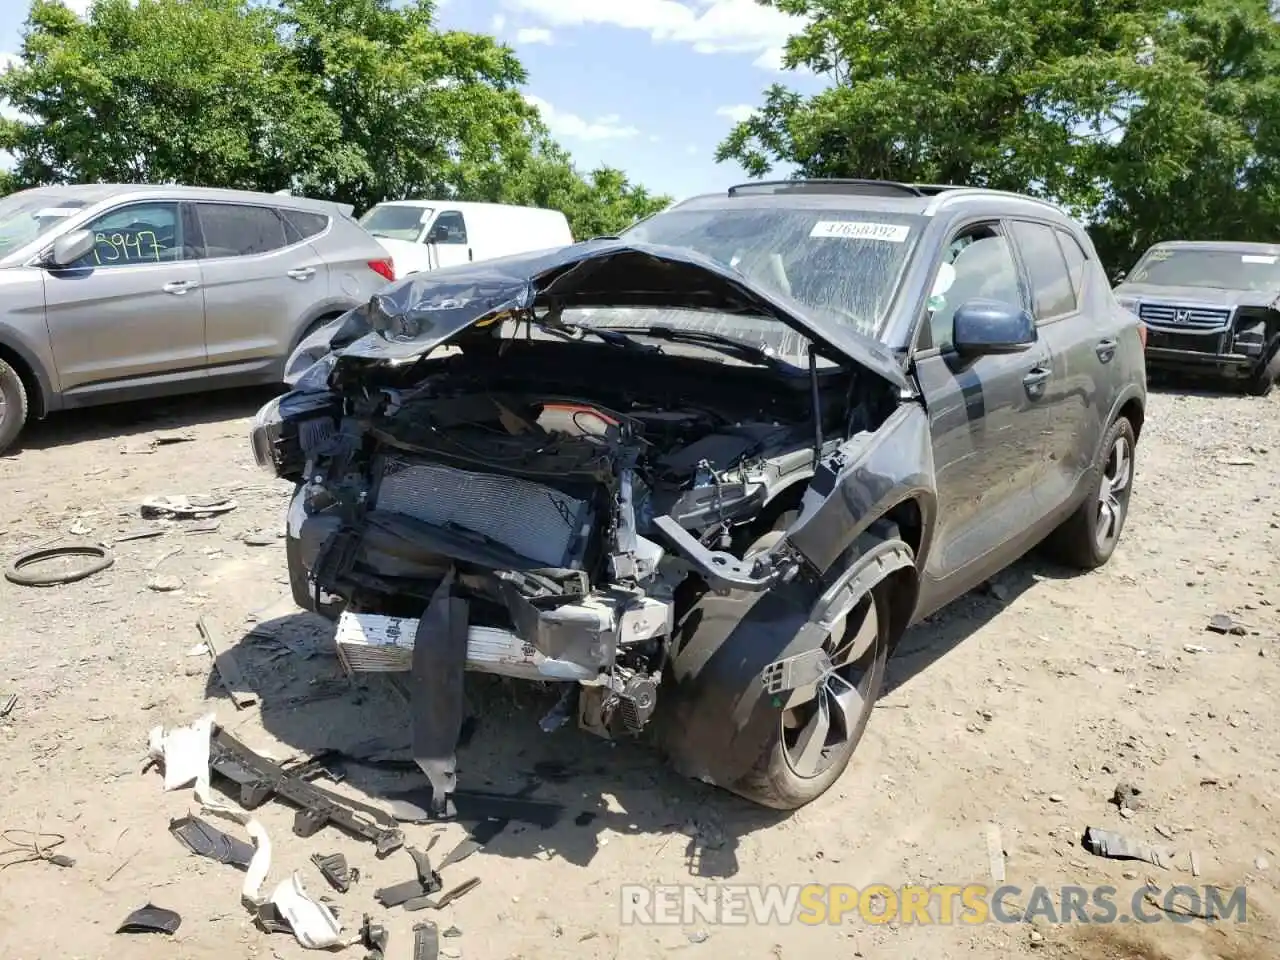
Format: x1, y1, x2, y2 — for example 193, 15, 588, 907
250, 239, 910, 811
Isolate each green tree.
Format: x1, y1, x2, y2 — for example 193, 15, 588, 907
0, 0, 669, 235
719, 0, 1280, 272
497, 136, 671, 238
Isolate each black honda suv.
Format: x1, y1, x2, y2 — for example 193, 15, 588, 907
1115, 240, 1280, 396
251, 179, 1147, 812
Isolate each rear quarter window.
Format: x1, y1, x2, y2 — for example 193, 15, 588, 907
280, 209, 330, 242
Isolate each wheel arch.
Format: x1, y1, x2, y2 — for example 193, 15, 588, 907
0, 334, 53, 419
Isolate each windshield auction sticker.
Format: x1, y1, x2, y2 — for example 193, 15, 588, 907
810, 220, 910, 242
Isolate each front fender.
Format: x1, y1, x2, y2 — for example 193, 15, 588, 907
785, 402, 937, 576
0, 324, 58, 416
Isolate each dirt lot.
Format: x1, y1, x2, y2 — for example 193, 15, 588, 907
0, 383, 1277, 960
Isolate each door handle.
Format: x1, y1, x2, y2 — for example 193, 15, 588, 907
1095, 338, 1118, 363
1022, 366, 1050, 399
467, 248, 473, 262
287, 266, 316, 280
162, 279, 198, 295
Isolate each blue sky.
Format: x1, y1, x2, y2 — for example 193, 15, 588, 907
0, 0, 825, 200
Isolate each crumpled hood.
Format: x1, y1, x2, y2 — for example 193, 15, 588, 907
1114, 282, 1280, 310
326, 238, 909, 390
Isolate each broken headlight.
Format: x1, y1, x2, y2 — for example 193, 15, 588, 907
250, 395, 286, 474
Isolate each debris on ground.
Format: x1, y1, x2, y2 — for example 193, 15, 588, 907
311, 851, 357, 893
361, 914, 390, 960
1206, 613, 1248, 636
404, 877, 481, 911
0, 829, 75, 870
1110, 782, 1146, 813
241, 530, 279, 547
116, 904, 182, 935
375, 846, 443, 908
385, 786, 564, 828
169, 814, 255, 869
111, 527, 167, 544
140, 495, 238, 520
413, 921, 440, 960
207, 726, 404, 855
985, 823, 1006, 883
1081, 826, 1174, 869
4, 542, 114, 587
0, 694, 15, 718
196, 616, 257, 709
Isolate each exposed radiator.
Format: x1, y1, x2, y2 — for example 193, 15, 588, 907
374, 455, 593, 568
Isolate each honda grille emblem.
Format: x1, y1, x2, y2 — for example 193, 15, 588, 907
1174, 310, 1191, 323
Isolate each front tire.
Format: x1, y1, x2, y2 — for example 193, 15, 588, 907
726, 519, 895, 810
0, 358, 29, 456
1043, 416, 1137, 570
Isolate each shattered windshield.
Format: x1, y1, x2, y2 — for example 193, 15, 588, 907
0, 193, 89, 259
616, 205, 921, 343
1128, 247, 1280, 292
358, 204, 431, 242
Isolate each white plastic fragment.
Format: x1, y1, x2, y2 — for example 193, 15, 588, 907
146, 714, 345, 949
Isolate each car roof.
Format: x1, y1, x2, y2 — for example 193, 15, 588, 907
668, 179, 1072, 222
370, 199, 565, 217
8, 182, 348, 216
1145, 239, 1280, 256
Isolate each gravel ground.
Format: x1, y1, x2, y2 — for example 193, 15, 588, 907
0, 383, 1277, 960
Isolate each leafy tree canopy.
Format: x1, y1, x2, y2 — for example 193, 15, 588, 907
0, 0, 669, 238
718, 0, 1280, 272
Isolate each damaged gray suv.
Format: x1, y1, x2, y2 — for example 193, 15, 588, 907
250, 180, 1147, 811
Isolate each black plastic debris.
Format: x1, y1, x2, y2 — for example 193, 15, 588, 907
404, 876, 481, 912
385, 787, 564, 828
374, 846, 442, 908
410, 573, 469, 818
413, 921, 440, 960
208, 725, 404, 856
170, 815, 255, 870
1206, 613, 1247, 636
117, 904, 182, 935
361, 913, 390, 960
312, 851, 357, 893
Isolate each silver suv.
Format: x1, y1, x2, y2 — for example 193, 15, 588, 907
0, 184, 394, 454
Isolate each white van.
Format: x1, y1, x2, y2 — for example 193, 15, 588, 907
357, 200, 574, 278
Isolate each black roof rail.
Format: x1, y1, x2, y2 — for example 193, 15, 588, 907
727, 179, 927, 198
909, 183, 969, 195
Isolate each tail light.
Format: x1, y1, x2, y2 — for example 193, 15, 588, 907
368, 258, 395, 282
1137, 322, 1148, 350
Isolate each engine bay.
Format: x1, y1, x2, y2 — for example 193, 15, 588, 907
271, 336, 891, 744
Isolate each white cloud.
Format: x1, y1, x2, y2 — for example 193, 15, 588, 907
491, 13, 507, 31
524, 94, 640, 141
515, 27, 555, 44
716, 104, 754, 123
504, 0, 802, 66
753, 46, 785, 71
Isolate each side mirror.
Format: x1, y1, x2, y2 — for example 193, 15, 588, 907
425, 226, 445, 244
49, 229, 95, 268
952, 298, 1037, 356
1114, 269, 1127, 283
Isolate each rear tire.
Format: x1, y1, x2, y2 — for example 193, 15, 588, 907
0, 358, 30, 456
1043, 416, 1136, 570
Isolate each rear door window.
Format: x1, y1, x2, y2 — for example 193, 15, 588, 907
1055, 229, 1089, 305
195, 203, 290, 258
1009, 221, 1077, 321
76, 202, 183, 267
